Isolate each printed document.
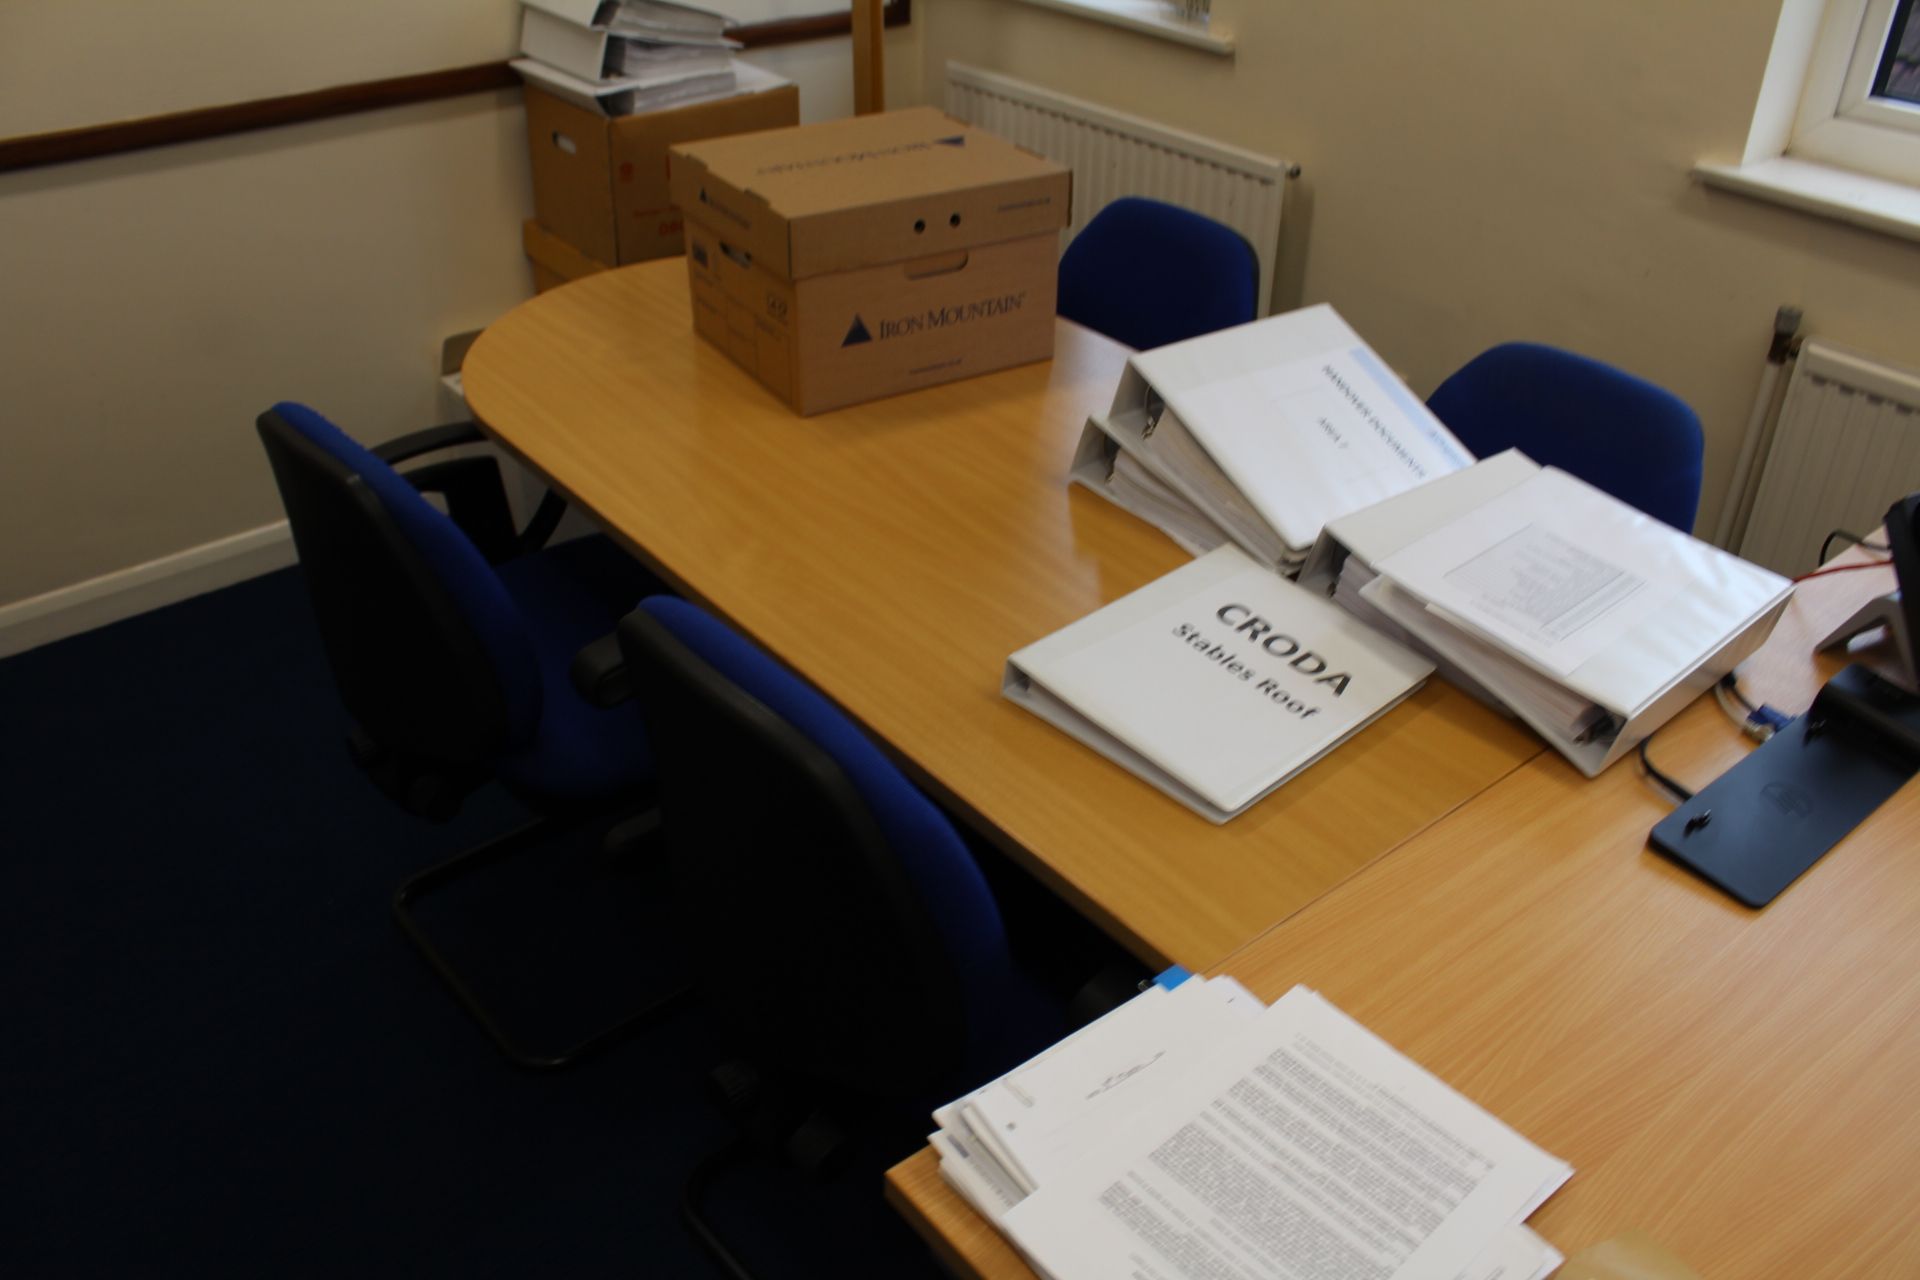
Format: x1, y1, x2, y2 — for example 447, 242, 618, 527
1002, 987, 1571, 1280
964, 976, 1264, 1194
1374, 470, 1686, 677
1173, 347, 1472, 555
1005, 546, 1433, 821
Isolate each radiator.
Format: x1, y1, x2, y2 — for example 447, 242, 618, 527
1737, 340, 1920, 575
944, 62, 1294, 316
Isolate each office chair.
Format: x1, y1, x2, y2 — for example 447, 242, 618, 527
605, 596, 1073, 1279
255, 401, 676, 1069
1427, 342, 1706, 531
1057, 196, 1261, 351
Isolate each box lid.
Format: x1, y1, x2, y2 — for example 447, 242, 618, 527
668, 106, 1072, 279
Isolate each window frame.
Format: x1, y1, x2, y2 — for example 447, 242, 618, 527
1790, 0, 1920, 183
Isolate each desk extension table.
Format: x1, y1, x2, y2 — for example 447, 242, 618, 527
462, 259, 1537, 972
886, 555, 1920, 1279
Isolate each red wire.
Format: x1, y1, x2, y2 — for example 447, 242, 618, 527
1794, 558, 1894, 582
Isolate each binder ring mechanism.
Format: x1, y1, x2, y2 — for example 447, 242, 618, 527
1143, 390, 1167, 439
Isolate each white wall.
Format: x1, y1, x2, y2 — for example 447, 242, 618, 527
19, 0, 1881, 632
0, 0, 916, 634
916, 0, 1920, 539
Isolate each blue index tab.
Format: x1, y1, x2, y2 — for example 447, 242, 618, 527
1152, 965, 1193, 990
1348, 344, 1473, 470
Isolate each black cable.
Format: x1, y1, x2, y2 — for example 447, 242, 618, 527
1821, 528, 1890, 564
1718, 671, 1757, 714
1638, 732, 1693, 804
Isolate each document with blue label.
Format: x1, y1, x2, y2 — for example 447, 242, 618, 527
1003, 545, 1434, 823
1070, 304, 1472, 575
1001, 987, 1572, 1280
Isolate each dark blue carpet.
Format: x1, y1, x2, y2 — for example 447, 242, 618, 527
0, 569, 947, 1278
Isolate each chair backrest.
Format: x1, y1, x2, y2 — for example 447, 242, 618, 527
617, 597, 1044, 1097
1427, 343, 1706, 531
1057, 196, 1260, 351
255, 403, 541, 776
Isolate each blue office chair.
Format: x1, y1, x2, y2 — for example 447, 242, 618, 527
255, 401, 675, 1069
608, 596, 1072, 1278
1427, 343, 1706, 531
1057, 196, 1260, 351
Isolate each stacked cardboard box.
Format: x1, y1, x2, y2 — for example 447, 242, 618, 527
668, 108, 1073, 414
512, 1, 799, 291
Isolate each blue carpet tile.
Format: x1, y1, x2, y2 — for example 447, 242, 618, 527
0, 568, 946, 1279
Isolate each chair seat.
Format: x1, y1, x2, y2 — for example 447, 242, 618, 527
494, 535, 661, 804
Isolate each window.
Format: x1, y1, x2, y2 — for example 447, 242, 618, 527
1008, 0, 1234, 56
1791, 0, 1920, 183
1696, 0, 1920, 241
1875, 0, 1920, 104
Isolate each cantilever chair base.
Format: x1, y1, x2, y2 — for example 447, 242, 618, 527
679, 1061, 859, 1280
391, 813, 686, 1071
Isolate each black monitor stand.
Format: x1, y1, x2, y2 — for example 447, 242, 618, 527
1815, 589, 1915, 694
1649, 665, 1920, 907
1650, 492, 1920, 909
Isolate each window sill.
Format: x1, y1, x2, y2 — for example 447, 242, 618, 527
1694, 155, 1920, 244
1009, 0, 1234, 55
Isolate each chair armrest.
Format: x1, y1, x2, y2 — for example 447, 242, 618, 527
371, 421, 486, 465
376, 421, 570, 559
404, 457, 519, 564
571, 632, 634, 708
516, 488, 568, 556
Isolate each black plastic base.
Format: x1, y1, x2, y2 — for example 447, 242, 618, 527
1650, 665, 1920, 908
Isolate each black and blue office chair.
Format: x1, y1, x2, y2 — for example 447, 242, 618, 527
255, 401, 674, 1069
1427, 343, 1706, 531
1057, 196, 1261, 351
608, 596, 1076, 1278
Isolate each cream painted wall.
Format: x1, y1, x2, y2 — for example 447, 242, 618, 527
915, 0, 1920, 538
0, 94, 536, 606
0, 1, 916, 614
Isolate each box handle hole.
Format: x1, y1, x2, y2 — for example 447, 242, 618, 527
550, 131, 578, 156
720, 242, 753, 269
904, 251, 970, 280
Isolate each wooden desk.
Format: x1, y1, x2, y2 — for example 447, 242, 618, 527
888, 558, 1920, 1277
463, 260, 1537, 970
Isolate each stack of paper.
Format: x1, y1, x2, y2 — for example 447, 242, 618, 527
516, 0, 747, 116
1004, 544, 1434, 823
1070, 304, 1474, 576
1301, 451, 1795, 776
931, 978, 1571, 1280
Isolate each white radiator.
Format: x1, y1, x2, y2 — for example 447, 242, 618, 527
1738, 340, 1920, 575
944, 62, 1294, 316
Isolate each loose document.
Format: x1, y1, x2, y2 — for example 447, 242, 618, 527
932, 982, 1569, 1280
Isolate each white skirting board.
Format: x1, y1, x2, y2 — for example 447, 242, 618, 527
0, 522, 297, 660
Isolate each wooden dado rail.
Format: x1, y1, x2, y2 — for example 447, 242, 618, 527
0, 3, 910, 175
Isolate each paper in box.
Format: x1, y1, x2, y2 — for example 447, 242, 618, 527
668, 107, 1072, 415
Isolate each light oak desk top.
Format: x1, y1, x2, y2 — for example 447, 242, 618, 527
462, 259, 1537, 970
888, 558, 1920, 1278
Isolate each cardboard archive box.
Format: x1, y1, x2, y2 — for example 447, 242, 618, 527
522, 66, 799, 268
667, 107, 1072, 415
